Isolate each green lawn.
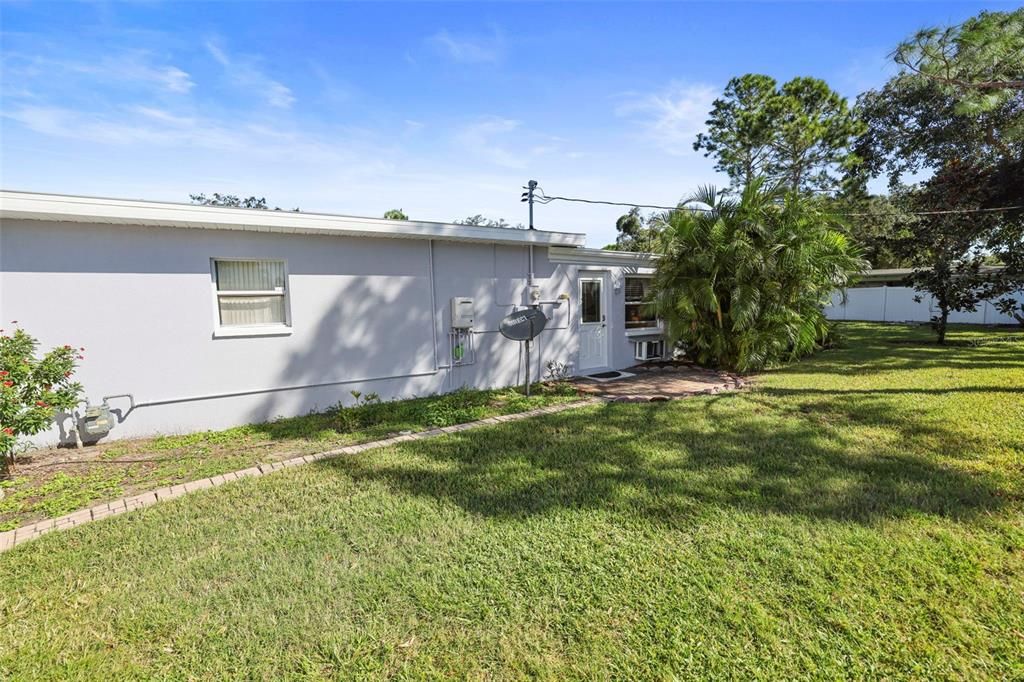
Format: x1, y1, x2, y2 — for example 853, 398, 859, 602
2, 323, 1022, 679
0, 384, 580, 530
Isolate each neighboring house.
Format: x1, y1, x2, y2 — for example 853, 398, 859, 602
0, 190, 662, 444
826, 268, 1021, 325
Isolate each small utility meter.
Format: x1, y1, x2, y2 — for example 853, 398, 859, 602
81, 403, 115, 439
450, 297, 474, 329
528, 285, 542, 305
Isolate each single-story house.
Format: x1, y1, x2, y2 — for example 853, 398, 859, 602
1, 190, 663, 444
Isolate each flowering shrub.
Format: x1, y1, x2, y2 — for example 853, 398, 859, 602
0, 325, 83, 462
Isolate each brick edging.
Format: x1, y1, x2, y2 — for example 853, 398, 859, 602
0, 399, 601, 553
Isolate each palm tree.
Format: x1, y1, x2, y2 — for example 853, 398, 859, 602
653, 180, 866, 372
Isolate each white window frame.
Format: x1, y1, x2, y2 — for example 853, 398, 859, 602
624, 275, 661, 336
210, 258, 293, 338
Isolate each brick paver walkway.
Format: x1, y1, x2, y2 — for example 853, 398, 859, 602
576, 363, 746, 401
0, 399, 602, 553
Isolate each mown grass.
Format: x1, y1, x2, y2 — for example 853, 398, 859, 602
1, 323, 1022, 679
0, 384, 580, 530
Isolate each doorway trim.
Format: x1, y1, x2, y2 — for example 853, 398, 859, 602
577, 270, 611, 373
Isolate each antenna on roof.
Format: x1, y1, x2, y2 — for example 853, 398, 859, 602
521, 180, 538, 230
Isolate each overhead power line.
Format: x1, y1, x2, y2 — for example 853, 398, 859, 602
530, 186, 1024, 218
845, 204, 1024, 217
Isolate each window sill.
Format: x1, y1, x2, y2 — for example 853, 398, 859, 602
213, 326, 293, 339
625, 327, 663, 337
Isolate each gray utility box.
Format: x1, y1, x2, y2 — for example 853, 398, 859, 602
450, 297, 474, 329
81, 403, 115, 438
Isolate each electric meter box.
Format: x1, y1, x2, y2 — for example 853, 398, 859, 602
450, 297, 475, 329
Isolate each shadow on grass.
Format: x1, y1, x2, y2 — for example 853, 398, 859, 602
317, 392, 1007, 526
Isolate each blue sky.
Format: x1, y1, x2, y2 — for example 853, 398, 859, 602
0, 1, 1012, 246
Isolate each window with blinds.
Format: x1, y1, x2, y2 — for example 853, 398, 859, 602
213, 259, 289, 328
624, 276, 658, 329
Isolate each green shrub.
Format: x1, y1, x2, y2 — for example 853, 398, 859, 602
0, 326, 84, 462
654, 181, 867, 372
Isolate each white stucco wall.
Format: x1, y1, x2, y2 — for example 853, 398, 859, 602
2, 219, 606, 444
826, 286, 1021, 324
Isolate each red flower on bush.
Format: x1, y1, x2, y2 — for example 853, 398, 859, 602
0, 327, 83, 461
0, 370, 7, 377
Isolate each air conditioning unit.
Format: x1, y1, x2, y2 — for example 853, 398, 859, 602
634, 339, 665, 361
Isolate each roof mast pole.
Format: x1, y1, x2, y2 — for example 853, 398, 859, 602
521, 180, 539, 396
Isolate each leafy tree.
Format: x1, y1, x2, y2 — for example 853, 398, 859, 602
894, 161, 1021, 344
695, 75, 862, 193
190, 193, 300, 212
770, 77, 865, 193
825, 193, 915, 269
993, 297, 1024, 327
893, 8, 1024, 116
610, 207, 662, 252
454, 215, 524, 229
694, 74, 779, 189
383, 209, 409, 220
653, 181, 866, 372
1, 327, 84, 465
853, 8, 1024, 342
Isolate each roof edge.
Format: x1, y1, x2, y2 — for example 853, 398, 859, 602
548, 245, 658, 267
0, 189, 587, 247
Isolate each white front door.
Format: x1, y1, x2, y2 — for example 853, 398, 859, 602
578, 274, 609, 371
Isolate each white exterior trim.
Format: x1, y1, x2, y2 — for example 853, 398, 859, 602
548, 245, 658, 267
212, 326, 293, 339
0, 190, 586, 247
209, 257, 293, 338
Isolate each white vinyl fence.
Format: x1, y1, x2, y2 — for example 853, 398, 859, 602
826, 286, 1022, 324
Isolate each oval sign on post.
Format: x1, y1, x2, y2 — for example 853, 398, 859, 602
499, 307, 547, 341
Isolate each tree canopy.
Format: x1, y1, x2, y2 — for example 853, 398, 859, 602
609, 207, 663, 252
892, 8, 1024, 116
851, 7, 1024, 342
383, 209, 409, 220
454, 215, 525, 229
189, 193, 299, 212
694, 75, 862, 193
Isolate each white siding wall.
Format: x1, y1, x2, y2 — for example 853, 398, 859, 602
0, 219, 590, 445
826, 286, 1021, 324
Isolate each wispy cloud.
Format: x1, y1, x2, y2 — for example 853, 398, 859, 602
3, 51, 194, 94
429, 28, 502, 63
309, 61, 361, 106
616, 82, 718, 155
455, 116, 527, 168
453, 116, 568, 170
205, 39, 295, 109
2, 103, 370, 165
